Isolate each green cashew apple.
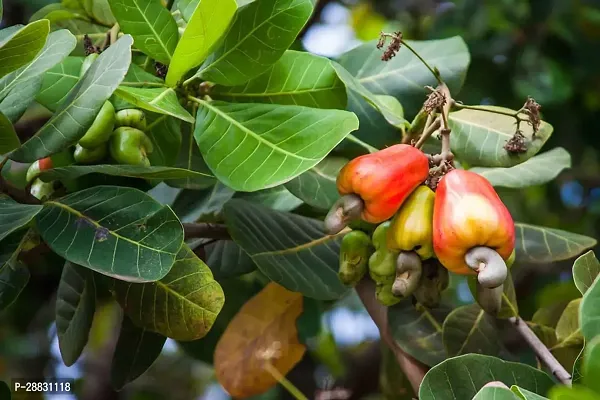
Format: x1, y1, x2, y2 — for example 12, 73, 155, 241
109, 127, 154, 166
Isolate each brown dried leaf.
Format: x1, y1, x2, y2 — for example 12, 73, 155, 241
214, 282, 306, 398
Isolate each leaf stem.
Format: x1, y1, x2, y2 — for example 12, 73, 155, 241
264, 362, 309, 400
345, 134, 379, 154
508, 316, 572, 385
401, 40, 443, 85
453, 103, 528, 129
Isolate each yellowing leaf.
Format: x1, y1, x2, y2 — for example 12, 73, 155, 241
214, 282, 306, 398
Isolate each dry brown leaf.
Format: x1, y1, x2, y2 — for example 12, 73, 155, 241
214, 282, 306, 398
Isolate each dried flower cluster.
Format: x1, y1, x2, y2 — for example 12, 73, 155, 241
155, 62, 168, 79
523, 96, 541, 135
504, 130, 527, 153
83, 34, 99, 55
423, 85, 447, 114
377, 31, 403, 61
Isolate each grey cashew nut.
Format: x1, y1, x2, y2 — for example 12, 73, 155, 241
324, 194, 364, 235
476, 281, 504, 316
465, 246, 508, 289
391, 251, 422, 297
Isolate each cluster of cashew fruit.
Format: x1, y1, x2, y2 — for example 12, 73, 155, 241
25, 53, 153, 201
326, 144, 515, 313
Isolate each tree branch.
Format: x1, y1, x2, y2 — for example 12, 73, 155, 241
182, 223, 231, 240
355, 279, 428, 394
508, 317, 572, 385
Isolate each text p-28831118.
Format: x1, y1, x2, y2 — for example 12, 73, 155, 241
12, 378, 74, 394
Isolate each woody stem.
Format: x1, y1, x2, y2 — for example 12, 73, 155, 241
414, 115, 440, 150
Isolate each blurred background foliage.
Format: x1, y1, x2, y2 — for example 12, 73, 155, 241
1, 0, 600, 399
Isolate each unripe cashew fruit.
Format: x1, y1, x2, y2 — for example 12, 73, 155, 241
78, 101, 116, 149
433, 169, 515, 289
26, 157, 53, 183
338, 230, 373, 286
413, 258, 449, 308
109, 127, 154, 166
30, 178, 54, 201
115, 109, 147, 131
74, 143, 107, 164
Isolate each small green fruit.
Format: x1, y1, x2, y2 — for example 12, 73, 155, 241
78, 101, 115, 149
109, 127, 154, 167
74, 143, 107, 164
115, 109, 147, 131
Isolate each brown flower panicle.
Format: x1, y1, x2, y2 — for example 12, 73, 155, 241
378, 31, 403, 61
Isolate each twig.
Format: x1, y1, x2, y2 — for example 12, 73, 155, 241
453, 103, 528, 129
414, 115, 440, 149
182, 223, 231, 240
438, 83, 453, 164
355, 279, 429, 394
109, 24, 120, 45
508, 317, 572, 385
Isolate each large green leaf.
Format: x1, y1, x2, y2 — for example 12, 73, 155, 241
194, 100, 359, 191
114, 87, 194, 123
0, 196, 43, 242
442, 303, 500, 357
388, 299, 449, 366
448, 107, 553, 168
35, 186, 183, 283
580, 270, 600, 341
145, 112, 182, 167
83, 0, 116, 26
9, 35, 131, 162
419, 354, 554, 400
284, 156, 346, 211
204, 240, 256, 280
0, 111, 19, 154
554, 299, 583, 349
583, 337, 600, 393
0, 29, 75, 102
573, 251, 600, 295
36, 56, 83, 112
0, 230, 31, 311
56, 262, 96, 366
212, 51, 347, 109
110, 316, 166, 390
470, 147, 571, 188
338, 36, 470, 116
111, 245, 224, 341
0, 20, 50, 79
511, 386, 550, 400
172, 182, 235, 223
30, 3, 90, 24
165, 117, 216, 189
223, 199, 348, 300
166, 0, 237, 86
194, 0, 313, 86
234, 185, 302, 212
38, 164, 214, 182
515, 223, 597, 264
0, 75, 42, 123
108, 0, 178, 65
474, 387, 520, 400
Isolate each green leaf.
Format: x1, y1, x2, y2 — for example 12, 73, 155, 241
114, 87, 194, 123
145, 113, 182, 167
194, 0, 314, 86
388, 299, 449, 366
223, 199, 349, 300
212, 51, 347, 109
442, 303, 500, 357
511, 386, 550, 400
9, 34, 131, 162
194, 100, 359, 191
284, 156, 346, 211
38, 164, 214, 182
418, 354, 554, 400
35, 185, 183, 283
178, 277, 261, 364
554, 298, 583, 349
573, 251, 600, 295
584, 336, 600, 393
172, 182, 235, 223
548, 385, 600, 400
337, 36, 470, 116
204, 240, 256, 280
0, 230, 31, 311
234, 186, 302, 212
0, 20, 50, 79
515, 223, 596, 264
30, 3, 89, 24
111, 245, 224, 341
166, 0, 237, 86
474, 387, 520, 400
110, 316, 166, 390
470, 147, 571, 188
0, 29, 76, 103
108, 0, 178, 65
56, 262, 96, 366
572, 345, 584, 384
165, 119, 216, 189
83, 0, 115, 26
36, 56, 83, 112
0, 196, 43, 242
580, 270, 600, 341
0, 75, 42, 123
121, 63, 165, 87
0, 111, 19, 154
448, 107, 553, 168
